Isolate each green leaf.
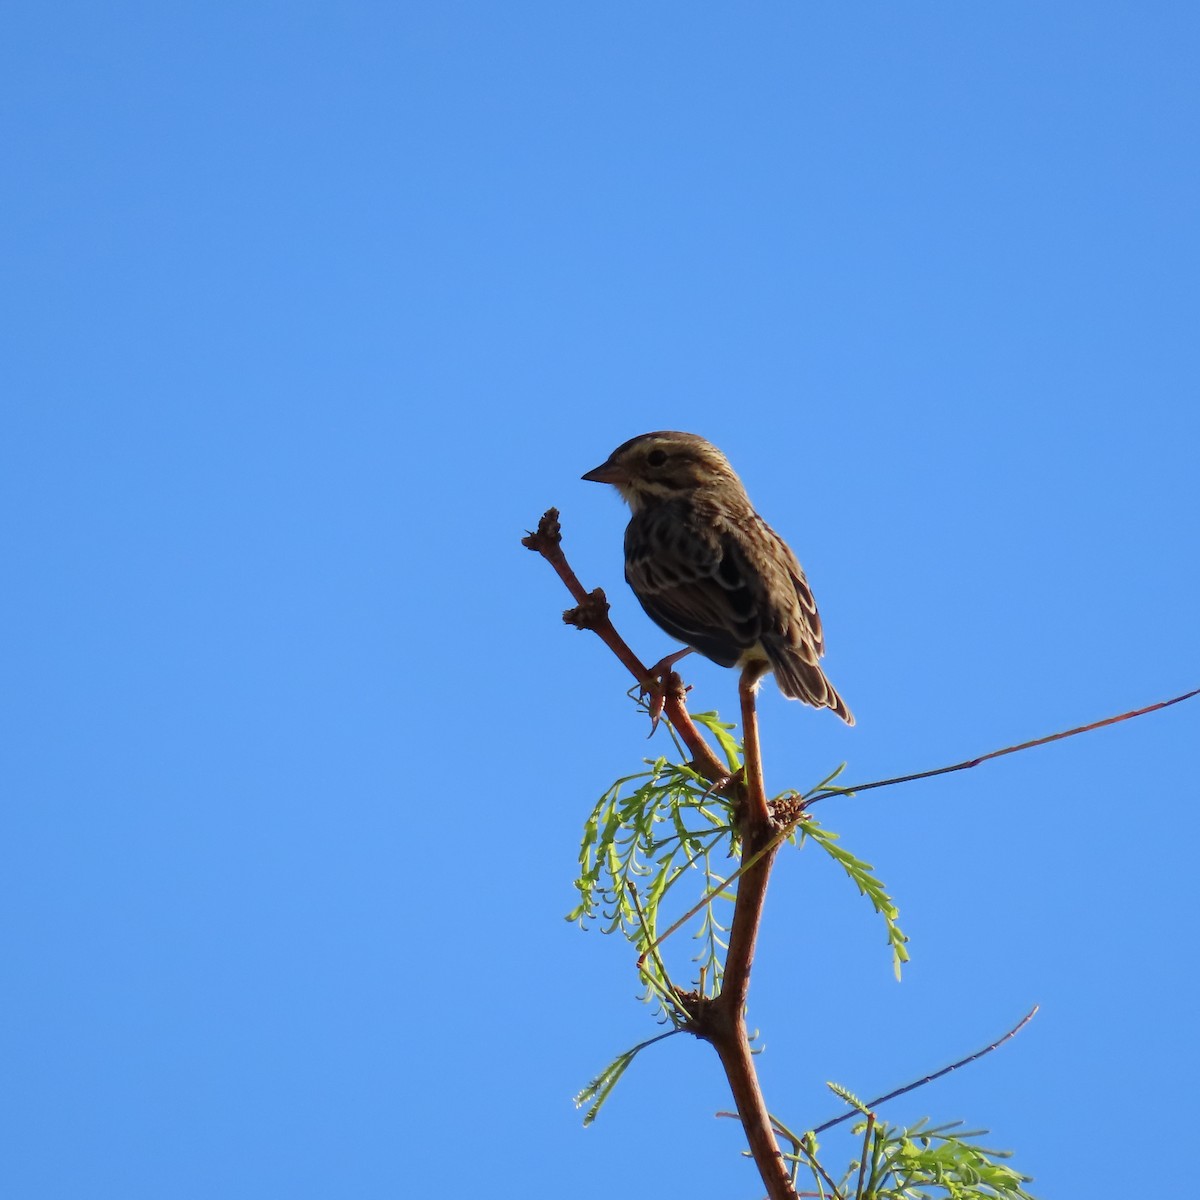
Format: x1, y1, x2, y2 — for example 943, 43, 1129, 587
799, 818, 910, 979
826, 1080, 870, 1114
573, 1031, 681, 1126
692, 709, 743, 772
573, 1048, 638, 1127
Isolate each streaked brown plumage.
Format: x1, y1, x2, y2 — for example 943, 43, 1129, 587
582, 431, 854, 725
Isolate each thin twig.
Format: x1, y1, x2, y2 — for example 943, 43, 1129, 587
808, 689, 1200, 805
637, 811, 796, 966
853, 1113, 875, 1200
810, 1005, 1040, 1136
626, 882, 690, 1020
797, 1133, 846, 1199
648, 685, 1200, 959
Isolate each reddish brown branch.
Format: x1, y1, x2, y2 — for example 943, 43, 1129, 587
738, 665, 771, 827
709, 678, 792, 1198
526, 507, 796, 1198
720, 672, 777, 1016
707, 1001, 797, 1200
524, 508, 728, 784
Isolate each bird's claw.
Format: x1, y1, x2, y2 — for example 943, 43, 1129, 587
633, 670, 692, 736
644, 677, 668, 735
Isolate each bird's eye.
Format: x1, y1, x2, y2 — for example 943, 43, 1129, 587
646, 449, 668, 468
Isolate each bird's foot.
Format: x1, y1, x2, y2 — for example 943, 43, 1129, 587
628, 649, 694, 734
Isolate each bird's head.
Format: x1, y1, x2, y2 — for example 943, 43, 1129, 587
582, 431, 741, 511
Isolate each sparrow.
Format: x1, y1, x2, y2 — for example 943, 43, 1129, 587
583, 431, 854, 725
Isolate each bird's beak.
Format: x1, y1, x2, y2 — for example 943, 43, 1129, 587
582, 458, 628, 485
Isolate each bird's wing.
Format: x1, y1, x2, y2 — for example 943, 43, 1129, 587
625, 516, 765, 667
759, 523, 826, 658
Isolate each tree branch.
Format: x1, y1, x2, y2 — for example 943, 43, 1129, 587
707, 674, 794, 1198
526, 507, 798, 1199
707, 999, 798, 1200
524, 508, 729, 784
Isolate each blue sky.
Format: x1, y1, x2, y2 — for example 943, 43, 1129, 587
4, 4, 1198, 1196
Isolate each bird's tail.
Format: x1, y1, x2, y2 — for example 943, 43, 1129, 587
769, 647, 855, 726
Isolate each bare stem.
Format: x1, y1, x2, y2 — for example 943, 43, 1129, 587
809, 1005, 1041, 1137
809, 687, 1200, 806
